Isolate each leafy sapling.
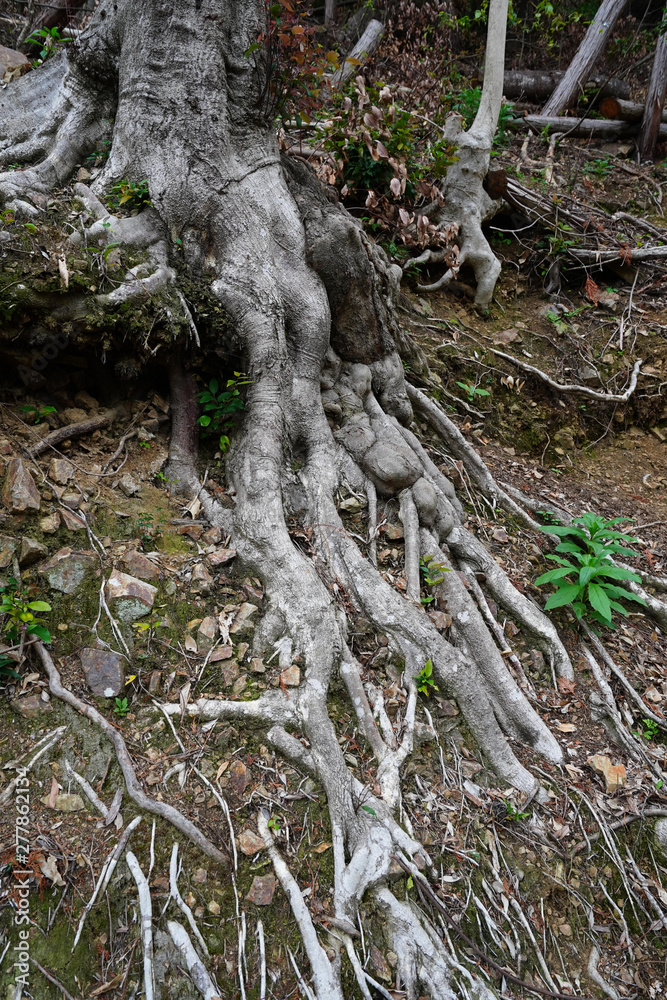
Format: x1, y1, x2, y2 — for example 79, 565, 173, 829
0, 583, 52, 644
535, 513, 647, 629
114, 697, 130, 716
456, 381, 490, 403
197, 373, 252, 454
414, 658, 437, 696
21, 404, 57, 424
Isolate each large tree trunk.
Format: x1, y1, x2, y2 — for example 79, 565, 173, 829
637, 13, 667, 162
0, 2, 585, 997
541, 0, 628, 117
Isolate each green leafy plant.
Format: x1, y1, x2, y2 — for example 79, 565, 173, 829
197, 373, 253, 454
114, 697, 129, 716
419, 554, 449, 605
535, 513, 647, 629
267, 815, 281, 833
584, 157, 612, 179
450, 87, 515, 148
0, 582, 52, 645
414, 658, 437, 696
25, 26, 71, 64
504, 800, 530, 821
456, 381, 490, 403
108, 178, 152, 212
633, 718, 659, 742
21, 404, 56, 424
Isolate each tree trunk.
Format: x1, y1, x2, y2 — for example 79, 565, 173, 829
541, 0, 628, 117
499, 68, 630, 101
324, 0, 337, 27
331, 17, 384, 85
637, 16, 667, 162
600, 96, 667, 122
30, 0, 89, 33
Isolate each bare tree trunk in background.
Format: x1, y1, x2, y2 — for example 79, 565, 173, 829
32, 0, 89, 33
541, 0, 628, 117
324, 0, 337, 27
637, 12, 667, 162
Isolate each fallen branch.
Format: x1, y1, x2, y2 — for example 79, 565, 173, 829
169, 842, 210, 958
600, 96, 667, 124
568, 245, 667, 265
168, 920, 219, 1000
488, 350, 644, 403
570, 807, 667, 856
35, 643, 226, 863
126, 851, 155, 1000
0, 726, 67, 807
29, 406, 126, 457
331, 19, 384, 85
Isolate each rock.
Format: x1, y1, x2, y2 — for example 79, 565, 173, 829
178, 524, 202, 540
492, 527, 509, 544
193, 868, 207, 883
74, 391, 99, 411
48, 458, 73, 485
238, 829, 266, 855
208, 547, 237, 567
122, 550, 160, 582
370, 946, 393, 982
383, 523, 404, 540
11, 694, 53, 718
0, 45, 29, 78
222, 661, 239, 686
40, 512, 60, 534
148, 670, 162, 695
118, 474, 140, 497
339, 496, 363, 512
492, 327, 521, 346
105, 570, 157, 621
232, 675, 248, 696
655, 818, 667, 859
428, 610, 452, 630
246, 875, 277, 906
250, 657, 266, 674
41, 793, 85, 812
197, 616, 218, 650
80, 648, 125, 697
228, 760, 248, 796
598, 290, 620, 312
229, 602, 258, 635
0, 534, 18, 568
19, 537, 47, 566
201, 526, 222, 545
280, 665, 301, 687
40, 547, 98, 594
588, 754, 626, 794
61, 407, 88, 425
190, 561, 214, 594
2, 458, 40, 512
61, 508, 86, 531
209, 645, 233, 662
0, 439, 12, 455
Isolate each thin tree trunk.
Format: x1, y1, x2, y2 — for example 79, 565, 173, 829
519, 114, 667, 140
541, 0, 628, 117
637, 16, 667, 162
324, 0, 337, 27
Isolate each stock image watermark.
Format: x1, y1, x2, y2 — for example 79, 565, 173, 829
12, 766, 31, 991
17, 330, 70, 387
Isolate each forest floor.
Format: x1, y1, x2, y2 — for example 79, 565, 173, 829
0, 136, 667, 1000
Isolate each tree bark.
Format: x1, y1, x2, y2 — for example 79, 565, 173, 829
519, 113, 667, 140
331, 17, 384, 85
500, 69, 630, 101
541, 0, 629, 117
324, 0, 337, 27
637, 16, 667, 162
600, 96, 667, 122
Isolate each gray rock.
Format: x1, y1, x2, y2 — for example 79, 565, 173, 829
122, 549, 160, 581
80, 648, 125, 697
208, 547, 236, 567
40, 512, 60, 534
11, 694, 53, 718
105, 569, 157, 621
48, 458, 73, 485
191, 561, 214, 594
0, 534, 18, 568
40, 547, 98, 594
61, 407, 88, 425
19, 537, 47, 566
197, 616, 218, 651
230, 602, 259, 635
2, 458, 40, 512
0, 44, 29, 77
118, 474, 140, 497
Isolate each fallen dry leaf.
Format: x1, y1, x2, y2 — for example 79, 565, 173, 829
39, 854, 65, 887
556, 723, 577, 732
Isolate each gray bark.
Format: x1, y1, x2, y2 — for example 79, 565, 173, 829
541, 0, 629, 117
498, 69, 630, 101
637, 17, 667, 162
600, 96, 667, 123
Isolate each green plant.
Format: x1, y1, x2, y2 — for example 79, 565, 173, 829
108, 178, 152, 212
0, 582, 52, 645
267, 815, 281, 833
456, 381, 490, 403
21, 403, 56, 424
535, 513, 647, 629
114, 697, 129, 716
584, 157, 612, 179
419, 554, 449, 605
450, 87, 515, 148
197, 373, 253, 453
633, 718, 659, 741
135, 511, 164, 544
504, 800, 530, 821
138, 441, 151, 450
25, 26, 71, 64
414, 658, 437, 696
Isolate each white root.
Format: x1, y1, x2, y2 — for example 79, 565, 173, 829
167, 920, 220, 1000
587, 947, 621, 1000
256, 921, 266, 1000
71, 816, 142, 952
366, 477, 378, 566
0, 726, 67, 806
399, 488, 421, 602
489, 349, 644, 403
169, 843, 210, 958
126, 851, 155, 1000
64, 760, 122, 826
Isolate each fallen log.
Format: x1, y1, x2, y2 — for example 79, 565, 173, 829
600, 97, 667, 123
518, 114, 667, 140
500, 69, 630, 102
331, 18, 384, 85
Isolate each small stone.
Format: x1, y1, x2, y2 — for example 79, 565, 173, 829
0, 534, 18, 568
492, 527, 509, 544
191, 561, 214, 594
118, 474, 140, 497
209, 645, 233, 662
73, 392, 99, 411
61, 492, 82, 509
122, 550, 160, 582
598, 290, 620, 312
148, 670, 162, 695
339, 496, 363, 512
105, 570, 157, 621
232, 675, 248, 696
558, 923, 572, 937
76, 167, 92, 181
280, 665, 301, 687
0, 45, 29, 78
246, 875, 277, 906
197, 616, 219, 651
0, 439, 12, 455
80, 648, 125, 697
193, 868, 207, 883
201, 527, 222, 545
19, 537, 47, 566
222, 661, 239, 686
178, 524, 202, 540
40, 547, 98, 594
208, 547, 236, 567
238, 829, 266, 855
2, 458, 40, 512
41, 792, 85, 812
229, 760, 248, 796
588, 754, 626, 794
250, 657, 266, 674
370, 946, 392, 982
428, 610, 452, 630
61, 509, 86, 531
229, 602, 258, 635
11, 694, 53, 718
48, 458, 73, 485
207, 900, 220, 915
383, 523, 404, 540
61, 407, 88, 425
40, 512, 60, 534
